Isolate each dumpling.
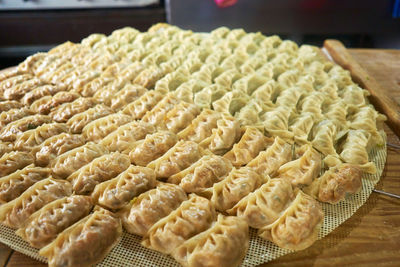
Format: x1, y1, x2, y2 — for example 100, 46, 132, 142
323, 99, 348, 138
168, 155, 232, 193
110, 84, 147, 110
261, 106, 293, 141
17, 52, 46, 73
0, 68, 20, 84
2, 77, 42, 100
232, 73, 269, 95
141, 93, 180, 126
258, 190, 324, 251
129, 131, 178, 166
202, 167, 267, 212
100, 120, 155, 154
224, 127, 272, 167
275, 69, 299, 90
14, 123, 69, 151
349, 106, 386, 146
277, 144, 321, 186
92, 165, 156, 210
0, 74, 33, 94
121, 90, 164, 120
200, 115, 241, 155
30, 91, 80, 114
118, 183, 187, 236
67, 152, 131, 195
0, 178, 72, 228
289, 112, 314, 144
0, 151, 34, 177
51, 142, 108, 179
298, 91, 325, 121
178, 109, 221, 143
82, 113, 131, 142
340, 85, 369, 107
142, 195, 216, 254
80, 66, 118, 97
304, 164, 362, 204
0, 164, 50, 203
66, 104, 113, 134
147, 140, 204, 179
16, 195, 93, 248
0, 142, 12, 157
212, 90, 249, 116
194, 84, 227, 110
164, 101, 200, 133
171, 214, 249, 267
33, 133, 85, 167
0, 100, 23, 113
251, 80, 276, 104
227, 178, 294, 228
0, 108, 33, 129
21, 84, 65, 106
0, 114, 52, 142
133, 65, 165, 88
234, 99, 264, 127
50, 97, 96, 123
311, 120, 339, 157
339, 130, 376, 174
275, 87, 303, 110
247, 136, 292, 177
39, 207, 122, 267
173, 80, 196, 103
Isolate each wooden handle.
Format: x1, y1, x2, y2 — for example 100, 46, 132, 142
324, 39, 400, 138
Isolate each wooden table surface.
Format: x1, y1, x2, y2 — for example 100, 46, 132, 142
0, 49, 399, 267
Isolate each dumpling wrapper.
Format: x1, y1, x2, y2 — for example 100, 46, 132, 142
147, 140, 205, 179
304, 164, 362, 204
51, 142, 108, 179
16, 195, 93, 248
33, 133, 85, 167
39, 207, 122, 267
118, 183, 187, 236
92, 165, 156, 210
224, 126, 272, 167
0, 178, 72, 228
227, 178, 294, 228
171, 214, 249, 267
168, 155, 232, 193
0, 164, 50, 203
67, 152, 131, 195
258, 190, 324, 251
142, 194, 216, 254
0, 151, 34, 177
247, 136, 292, 177
129, 131, 178, 166
201, 167, 267, 212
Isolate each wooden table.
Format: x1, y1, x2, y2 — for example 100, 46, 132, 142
1, 49, 399, 267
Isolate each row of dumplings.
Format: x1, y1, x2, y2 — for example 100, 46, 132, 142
0, 81, 365, 204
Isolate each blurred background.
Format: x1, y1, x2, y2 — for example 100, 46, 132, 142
0, 0, 399, 69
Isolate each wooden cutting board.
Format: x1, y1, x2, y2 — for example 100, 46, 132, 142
1, 48, 400, 267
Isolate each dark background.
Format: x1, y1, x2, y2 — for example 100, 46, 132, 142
1, 0, 399, 69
